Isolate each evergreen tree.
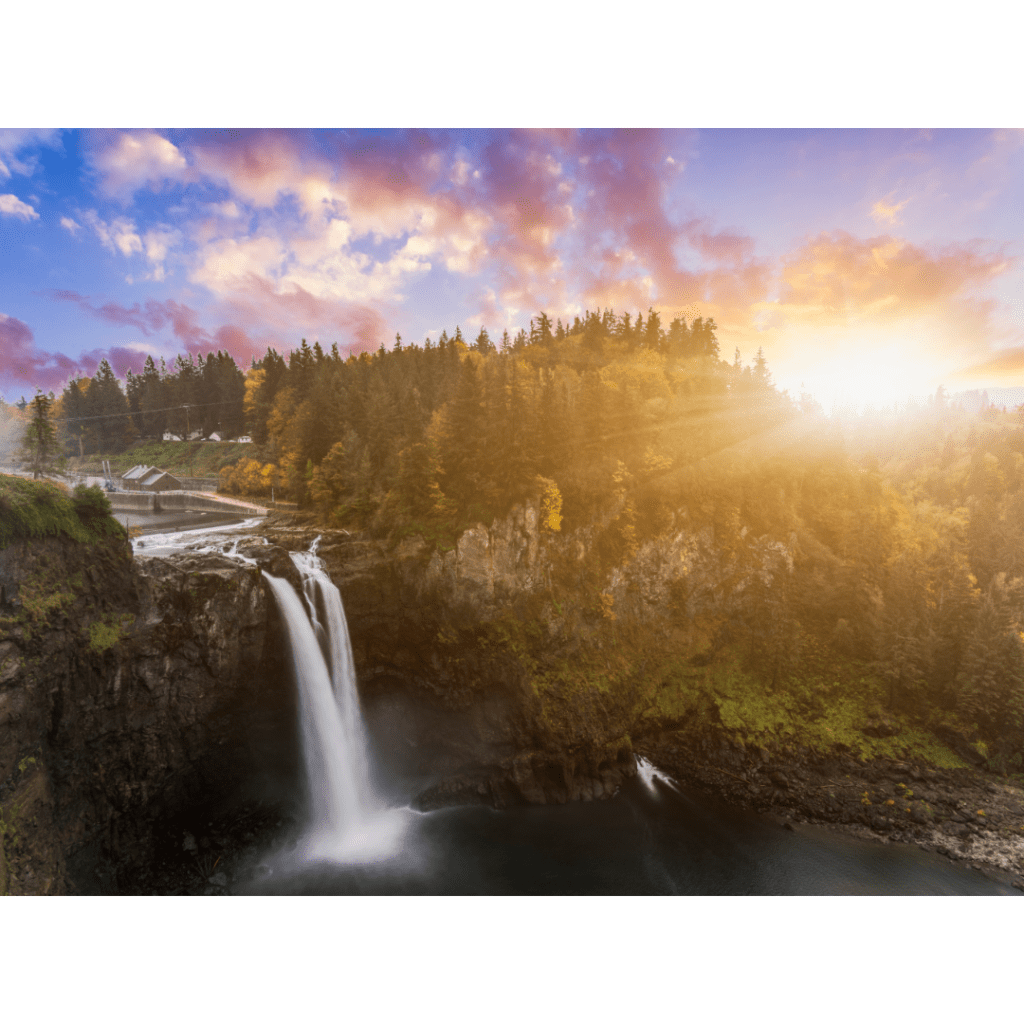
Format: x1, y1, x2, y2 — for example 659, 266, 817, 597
473, 326, 493, 354
644, 308, 663, 352
19, 390, 65, 479
956, 577, 1024, 740
61, 377, 89, 457
86, 358, 129, 453
666, 317, 689, 358
444, 358, 487, 504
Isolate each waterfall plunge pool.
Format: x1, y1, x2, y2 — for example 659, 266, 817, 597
136, 528, 1023, 896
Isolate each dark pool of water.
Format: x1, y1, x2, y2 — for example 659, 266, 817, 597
232, 773, 1020, 896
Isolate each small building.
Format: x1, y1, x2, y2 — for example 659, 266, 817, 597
122, 464, 183, 492
139, 468, 182, 492
121, 464, 152, 490
163, 431, 183, 441
207, 431, 223, 442
236, 435, 253, 444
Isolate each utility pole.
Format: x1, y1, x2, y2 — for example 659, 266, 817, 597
183, 404, 192, 483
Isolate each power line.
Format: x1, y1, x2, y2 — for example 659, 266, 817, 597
51, 398, 242, 425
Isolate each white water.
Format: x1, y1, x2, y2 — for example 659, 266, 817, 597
134, 519, 411, 865
265, 542, 411, 864
132, 517, 265, 558
636, 756, 680, 797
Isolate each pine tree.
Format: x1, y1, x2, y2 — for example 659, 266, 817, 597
644, 307, 663, 352
444, 358, 487, 504
473, 326, 493, 354
86, 358, 129, 453
666, 317, 689, 358
956, 578, 1024, 739
20, 391, 65, 479
61, 377, 89, 457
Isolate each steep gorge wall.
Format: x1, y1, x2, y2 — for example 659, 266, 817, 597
262, 503, 772, 811
0, 536, 293, 895
1, 503, 783, 893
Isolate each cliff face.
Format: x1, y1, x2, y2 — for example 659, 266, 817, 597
0, 536, 290, 895
1, 502, 785, 894
260, 504, 770, 812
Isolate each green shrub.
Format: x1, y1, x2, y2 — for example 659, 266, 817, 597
72, 483, 112, 522
0, 474, 123, 548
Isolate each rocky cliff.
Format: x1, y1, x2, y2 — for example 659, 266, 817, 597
256, 502, 765, 812
0, 534, 292, 895
4, 498, 1022, 894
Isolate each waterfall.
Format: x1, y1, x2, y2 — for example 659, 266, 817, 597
264, 541, 405, 862
636, 756, 680, 797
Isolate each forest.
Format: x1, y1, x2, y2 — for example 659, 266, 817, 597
4, 307, 1024, 769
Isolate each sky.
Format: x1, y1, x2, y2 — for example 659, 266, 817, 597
2, 127, 1023, 411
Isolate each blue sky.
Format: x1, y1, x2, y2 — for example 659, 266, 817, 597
2, 127, 1023, 409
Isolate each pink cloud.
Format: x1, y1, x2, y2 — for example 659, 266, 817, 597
50, 290, 167, 334
218, 274, 387, 355
569, 130, 739, 314
187, 130, 342, 212
48, 291, 225, 354
47, 280, 387, 371
0, 312, 111, 395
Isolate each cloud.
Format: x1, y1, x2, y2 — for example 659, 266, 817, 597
213, 274, 388, 355
151, 130, 582, 331
718, 229, 1018, 403
0, 312, 97, 395
50, 291, 169, 336
184, 131, 488, 303
80, 209, 143, 257
0, 194, 39, 221
949, 345, 1024, 383
0, 129, 62, 180
870, 195, 910, 225
43, 285, 381, 370
87, 130, 188, 198
48, 291, 216, 350
60, 216, 81, 236
77, 210, 179, 278
774, 230, 1008, 322
141, 226, 182, 280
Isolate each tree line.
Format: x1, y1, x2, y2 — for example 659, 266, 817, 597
8, 302, 1023, 765
30, 351, 248, 458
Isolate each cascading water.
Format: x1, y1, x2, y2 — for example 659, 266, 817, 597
636, 756, 680, 797
264, 540, 410, 864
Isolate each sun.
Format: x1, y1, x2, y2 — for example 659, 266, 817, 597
779, 331, 952, 412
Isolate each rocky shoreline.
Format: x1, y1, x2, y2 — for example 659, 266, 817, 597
637, 732, 1024, 890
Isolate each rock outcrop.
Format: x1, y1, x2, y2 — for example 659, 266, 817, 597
253, 504, 775, 812
0, 535, 295, 895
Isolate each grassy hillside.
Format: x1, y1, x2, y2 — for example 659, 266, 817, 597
0, 474, 125, 548
67, 439, 263, 480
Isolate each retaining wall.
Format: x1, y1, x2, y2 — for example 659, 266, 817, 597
108, 492, 157, 511
107, 490, 267, 515
153, 491, 269, 515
